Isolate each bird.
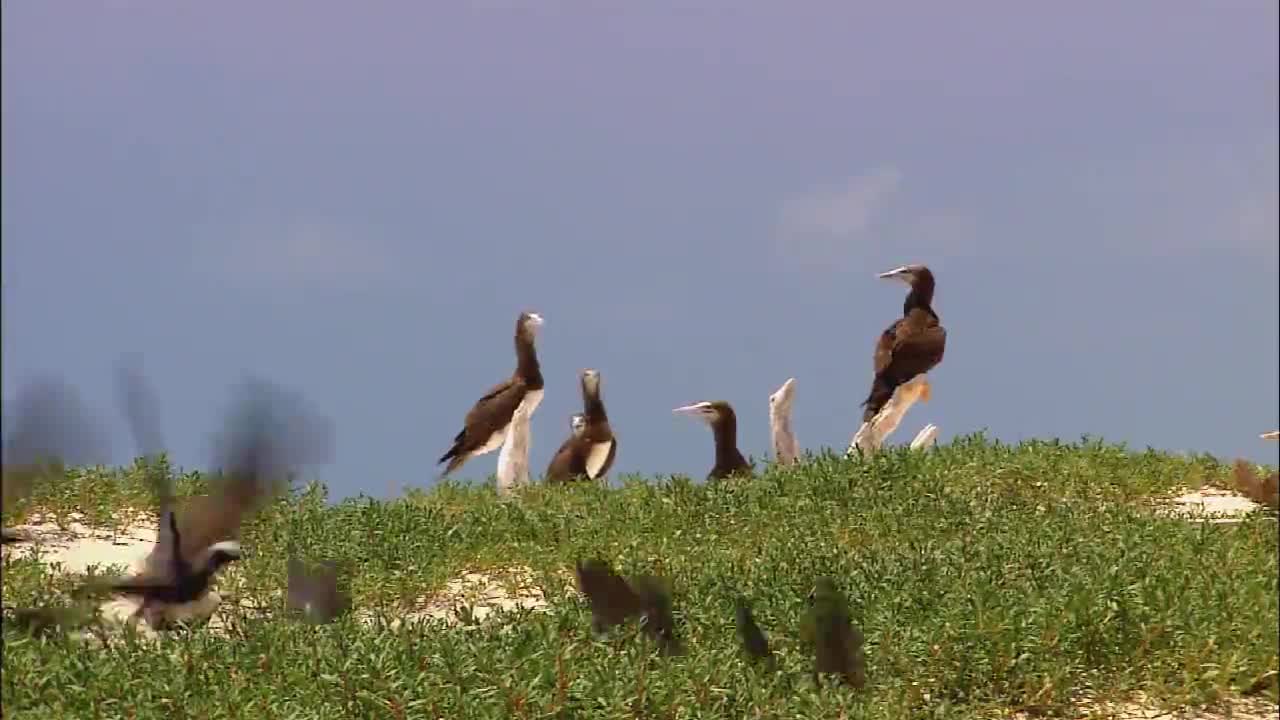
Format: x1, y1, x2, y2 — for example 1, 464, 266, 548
545, 370, 619, 484
104, 510, 242, 628
861, 264, 946, 424
629, 573, 683, 656
438, 311, 546, 477
799, 577, 867, 689
104, 373, 332, 628
572, 558, 682, 655
2, 377, 108, 544
574, 558, 644, 634
672, 400, 753, 480
768, 378, 799, 466
577, 369, 618, 482
285, 555, 352, 624
116, 368, 320, 581
734, 595, 775, 668
545, 413, 588, 483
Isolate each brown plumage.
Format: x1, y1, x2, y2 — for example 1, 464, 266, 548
546, 369, 618, 483
672, 400, 752, 481
862, 264, 947, 424
545, 414, 588, 483
438, 312, 545, 477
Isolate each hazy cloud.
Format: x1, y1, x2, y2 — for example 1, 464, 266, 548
193, 216, 399, 292
778, 167, 903, 239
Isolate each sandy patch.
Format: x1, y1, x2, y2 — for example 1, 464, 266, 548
355, 565, 563, 630
1010, 691, 1278, 719
2, 511, 226, 637
1157, 488, 1271, 524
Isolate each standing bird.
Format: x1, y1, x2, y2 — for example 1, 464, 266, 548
862, 264, 946, 424
768, 378, 799, 466
438, 312, 545, 477
672, 400, 753, 480
734, 595, 775, 668
545, 414, 588, 483
799, 577, 867, 689
545, 370, 619, 484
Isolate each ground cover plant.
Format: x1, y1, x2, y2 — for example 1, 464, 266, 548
2, 434, 1277, 719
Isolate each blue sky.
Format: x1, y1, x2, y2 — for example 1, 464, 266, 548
3, 2, 1276, 500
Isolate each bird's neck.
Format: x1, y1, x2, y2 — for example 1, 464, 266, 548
582, 388, 608, 422
713, 417, 742, 468
514, 336, 543, 387
903, 282, 936, 318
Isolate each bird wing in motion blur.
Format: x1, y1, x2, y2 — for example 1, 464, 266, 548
574, 558, 643, 633
2, 377, 108, 543
734, 595, 774, 668
799, 578, 867, 689
286, 555, 352, 624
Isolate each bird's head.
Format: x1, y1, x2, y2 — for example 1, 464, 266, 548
580, 368, 601, 395
768, 378, 796, 416
517, 311, 544, 340
877, 263, 931, 287
199, 541, 242, 574
672, 400, 734, 427
569, 413, 587, 437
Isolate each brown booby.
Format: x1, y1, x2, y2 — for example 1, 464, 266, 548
672, 400, 753, 480
768, 378, 799, 466
545, 369, 618, 484
861, 264, 946, 424
545, 413, 588, 483
438, 311, 545, 477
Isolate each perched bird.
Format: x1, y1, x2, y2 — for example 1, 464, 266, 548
2, 377, 108, 544
862, 264, 946, 424
546, 369, 619, 484
545, 414, 588, 483
799, 578, 867, 689
438, 311, 545, 477
285, 555, 352, 624
577, 369, 618, 482
672, 400, 753, 480
734, 595, 775, 668
768, 378, 799, 466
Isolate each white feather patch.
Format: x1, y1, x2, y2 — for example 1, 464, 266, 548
584, 439, 614, 480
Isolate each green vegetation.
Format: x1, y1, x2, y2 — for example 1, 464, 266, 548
3, 435, 1277, 719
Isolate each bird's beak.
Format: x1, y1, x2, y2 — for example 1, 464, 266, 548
672, 403, 710, 418
877, 266, 914, 282
769, 378, 795, 404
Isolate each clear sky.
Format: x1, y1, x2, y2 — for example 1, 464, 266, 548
3, 1, 1277, 500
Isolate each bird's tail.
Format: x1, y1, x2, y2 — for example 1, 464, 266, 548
861, 376, 898, 424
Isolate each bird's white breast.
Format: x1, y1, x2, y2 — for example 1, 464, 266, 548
585, 439, 614, 480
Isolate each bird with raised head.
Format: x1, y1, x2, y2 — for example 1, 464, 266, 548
862, 264, 946, 424
438, 311, 546, 477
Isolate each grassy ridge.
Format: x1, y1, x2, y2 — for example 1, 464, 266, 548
3, 435, 1277, 719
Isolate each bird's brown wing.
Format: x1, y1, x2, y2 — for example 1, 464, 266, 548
575, 559, 643, 631
876, 311, 946, 379
454, 378, 528, 450
871, 319, 903, 375
545, 434, 587, 483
